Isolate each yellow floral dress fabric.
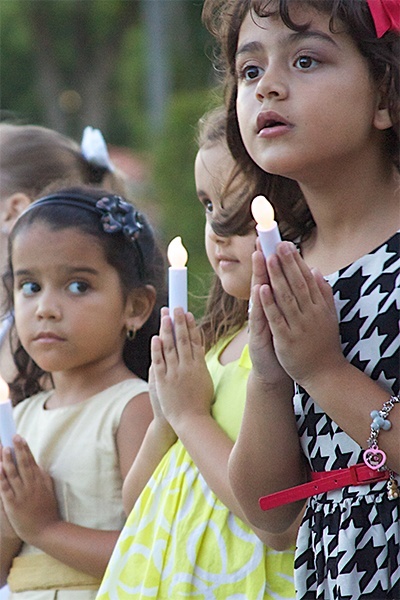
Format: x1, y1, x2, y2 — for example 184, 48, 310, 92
97, 337, 295, 600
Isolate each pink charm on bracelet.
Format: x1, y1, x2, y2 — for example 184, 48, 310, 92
363, 446, 387, 470
364, 395, 399, 498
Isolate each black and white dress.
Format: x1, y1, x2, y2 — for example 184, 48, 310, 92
294, 231, 400, 599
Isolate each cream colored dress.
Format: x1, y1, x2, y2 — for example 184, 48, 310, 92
6, 378, 148, 600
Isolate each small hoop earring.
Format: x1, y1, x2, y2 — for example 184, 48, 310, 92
126, 327, 136, 341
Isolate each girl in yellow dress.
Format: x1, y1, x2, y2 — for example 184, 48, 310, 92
96, 107, 298, 600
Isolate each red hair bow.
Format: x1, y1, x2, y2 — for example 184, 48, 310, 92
366, 0, 400, 38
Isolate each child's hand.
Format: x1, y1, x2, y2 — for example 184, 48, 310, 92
248, 248, 290, 386
262, 242, 345, 389
151, 308, 214, 429
0, 436, 60, 546
0, 495, 19, 541
0, 446, 20, 542
148, 362, 177, 445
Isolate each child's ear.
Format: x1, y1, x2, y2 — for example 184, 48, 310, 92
373, 87, 393, 131
2, 193, 32, 233
125, 285, 157, 333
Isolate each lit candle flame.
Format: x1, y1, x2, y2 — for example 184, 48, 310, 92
0, 375, 9, 404
167, 236, 188, 268
251, 196, 275, 230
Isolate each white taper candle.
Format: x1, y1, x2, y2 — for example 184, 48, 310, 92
167, 236, 188, 322
0, 375, 16, 450
251, 195, 282, 259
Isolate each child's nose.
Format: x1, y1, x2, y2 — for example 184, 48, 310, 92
210, 229, 228, 244
35, 292, 62, 320
255, 66, 288, 103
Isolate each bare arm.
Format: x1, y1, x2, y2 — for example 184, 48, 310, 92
229, 249, 308, 533
263, 242, 400, 472
0, 494, 22, 586
231, 242, 399, 534
152, 309, 299, 549
0, 438, 117, 579
0, 536, 22, 587
122, 365, 177, 515
116, 390, 154, 480
172, 408, 300, 549
0, 389, 153, 581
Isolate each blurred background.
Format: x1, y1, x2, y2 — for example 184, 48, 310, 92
0, 0, 221, 316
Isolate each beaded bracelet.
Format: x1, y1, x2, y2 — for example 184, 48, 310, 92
363, 395, 400, 500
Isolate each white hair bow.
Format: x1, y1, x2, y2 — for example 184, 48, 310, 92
81, 126, 115, 172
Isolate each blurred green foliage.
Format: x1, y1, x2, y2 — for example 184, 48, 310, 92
152, 88, 222, 316
0, 1, 40, 121
0, 0, 221, 318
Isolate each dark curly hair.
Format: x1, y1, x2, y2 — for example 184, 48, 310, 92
202, 0, 400, 241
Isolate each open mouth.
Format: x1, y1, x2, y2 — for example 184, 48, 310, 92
257, 111, 292, 134
264, 120, 286, 129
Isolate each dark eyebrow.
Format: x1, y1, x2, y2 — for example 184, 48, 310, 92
65, 267, 100, 276
14, 269, 34, 278
14, 266, 100, 277
236, 29, 338, 59
236, 41, 264, 59
287, 30, 339, 48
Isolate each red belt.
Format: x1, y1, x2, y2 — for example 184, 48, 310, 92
259, 463, 390, 511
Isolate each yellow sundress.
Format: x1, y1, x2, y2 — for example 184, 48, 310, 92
97, 337, 295, 600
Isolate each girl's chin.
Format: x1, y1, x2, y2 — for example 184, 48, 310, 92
249, 153, 299, 180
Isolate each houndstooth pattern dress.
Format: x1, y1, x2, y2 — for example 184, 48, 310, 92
294, 232, 400, 599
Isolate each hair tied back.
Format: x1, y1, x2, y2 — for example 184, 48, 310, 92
81, 126, 115, 172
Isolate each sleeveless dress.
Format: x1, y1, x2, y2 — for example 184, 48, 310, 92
97, 337, 296, 600
6, 378, 148, 600
294, 231, 400, 599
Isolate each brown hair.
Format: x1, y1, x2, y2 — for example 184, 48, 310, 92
202, 0, 400, 240
196, 106, 254, 352
0, 123, 126, 200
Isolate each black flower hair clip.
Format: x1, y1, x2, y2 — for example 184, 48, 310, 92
20, 191, 147, 281
96, 196, 143, 240
96, 195, 145, 280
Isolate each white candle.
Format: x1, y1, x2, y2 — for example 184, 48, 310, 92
0, 375, 16, 450
251, 195, 282, 259
167, 236, 188, 321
